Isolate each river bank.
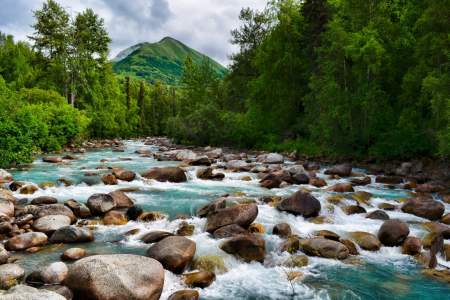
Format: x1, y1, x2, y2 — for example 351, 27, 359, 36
0, 138, 449, 299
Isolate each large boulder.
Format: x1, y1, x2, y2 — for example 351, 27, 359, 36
103, 210, 128, 225
0, 284, 65, 300
213, 224, 249, 239
31, 262, 68, 285
87, 193, 116, 216
324, 164, 352, 177
108, 191, 134, 208
50, 226, 94, 243
196, 167, 224, 181
32, 215, 71, 234
65, 199, 91, 218
141, 231, 174, 244
226, 160, 250, 172
26, 204, 76, 223
277, 191, 321, 218
258, 153, 284, 164
205, 204, 258, 233
272, 223, 292, 238
378, 219, 409, 246
0, 264, 25, 289
401, 197, 445, 220
6, 232, 48, 251
300, 238, 349, 260
0, 199, 14, 217
349, 232, 381, 251
147, 236, 196, 274
197, 197, 226, 218
112, 168, 136, 182
142, 167, 187, 183
220, 234, 265, 262
65, 254, 164, 300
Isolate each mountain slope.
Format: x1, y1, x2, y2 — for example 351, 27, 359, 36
113, 37, 228, 85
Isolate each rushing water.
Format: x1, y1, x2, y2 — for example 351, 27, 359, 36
7, 141, 450, 300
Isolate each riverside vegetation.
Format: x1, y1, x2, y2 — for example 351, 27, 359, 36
0, 0, 449, 299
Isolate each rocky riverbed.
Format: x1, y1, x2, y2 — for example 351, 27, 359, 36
0, 138, 449, 300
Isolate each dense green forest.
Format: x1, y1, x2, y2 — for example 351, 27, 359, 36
0, 0, 449, 168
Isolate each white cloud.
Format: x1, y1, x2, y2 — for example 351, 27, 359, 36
0, 0, 267, 66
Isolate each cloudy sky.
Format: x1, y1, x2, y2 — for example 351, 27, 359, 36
0, 0, 266, 66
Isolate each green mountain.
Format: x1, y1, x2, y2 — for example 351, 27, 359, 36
112, 37, 228, 85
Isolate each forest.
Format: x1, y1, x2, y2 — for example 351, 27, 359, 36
0, 0, 448, 168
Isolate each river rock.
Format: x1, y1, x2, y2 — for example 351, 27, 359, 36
65, 254, 164, 300
277, 191, 321, 218
103, 210, 128, 225
226, 160, 250, 172
61, 248, 86, 261
272, 223, 292, 238
27, 204, 76, 223
343, 205, 367, 215
375, 175, 403, 184
282, 254, 309, 268
0, 264, 25, 289
402, 237, 422, 255
315, 230, 340, 241
0, 199, 14, 217
220, 234, 265, 262
0, 284, 66, 300
39, 262, 68, 284
378, 219, 409, 246
324, 164, 352, 177
6, 232, 48, 251
87, 193, 116, 215
350, 177, 371, 186
168, 290, 199, 300
327, 183, 354, 193
101, 174, 118, 185
258, 153, 284, 164
192, 255, 227, 274
300, 238, 349, 260
184, 271, 215, 288
112, 168, 136, 181
349, 232, 381, 251
0, 244, 9, 264
50, 226, 94, 243
0, 169, 12, 183
32, 215, 71, 234
142, 167, 187, 182
31, 196, 58, 205
401, 197, 445, 220
366, 210, 390, 220
309, 178, 327, 187
40, 285, 73, 300
189, 156, 211, 166
43, 157, 62, 163
339, 239, 359, 255
197, 197, 226, 218
416, 182, 446, 193
147, 236, 196, 274
213, 224, 249, 239
64, 199, 91, 218
141, 231, 174, 244
205, 204, 258, 233
108, 191, 134, 208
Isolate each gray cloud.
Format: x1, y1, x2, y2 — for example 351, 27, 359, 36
0, 0, 266, 65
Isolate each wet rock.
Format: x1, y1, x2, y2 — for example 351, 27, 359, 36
350, 177, 371, 186
141, 231, 174, 244
0, 199, 14, 217
6, 232, 48, 251
27, 204, 76, 223
339, 239, 358, 255
0, 188, 16, 202
378, 203, 396, 210
366, 210, 390, 220
281, 236, 300, 254
442, 213, 450, 225
168, 290, 199, 300
137, 211, 166, 222
65, 254, 164, 300
260, 174, 282, 189
324, 164, 352, 177
184, 271, 216, 288
14, 214, 34, 226
103, 210, 128, 225
205, 148, 223, 159
126, 205, 143, 221
31, 196, 58, 205
147, 236, 196, 274
101, 173, 118, 185
192, 255, 227, 274
315, 230, 340, 241
64, 199, 91, 219
282, 254, 309, 268
36, 262, 68, 285
378, 219, 409, 246
309, 178, 327, 187
87, 193, 116, 216
109, 191, 134, 209
176, 150, 197, 161
43, 157, 62, 163
0, 284, 65, 300
352, 191, 372, 205
19, 184, 38, 194
401, 237, 422, 255
421, 269, 450, 284
50, 226, 93, 243
189, 156, 211, 166
0, 244, 10, 264
206, 204, 258, 233
277, 191, 321, 218
40, 285, 73, 300
375, 176, 403, 185
197, 197, 226, 218
213, 224, 248, 239
8, 181, 25, 191
220, 234, 265, 262
401, 197, 445, 220
61, 248, 86, 261
327, 183, 354, 193
342, 205, 367, 215
349, 232, 381, 251
272, 223, 292, 238
32, 215, 71, 234
112, 168, 136, 181
196, 167, 224, 181
226, 160, 250, 172
0, 221, 12, 234
300, 238, 349, 260
258, 153, 284, 164
0, 169, 13, 183
0, 264, 25, 289
416, 182, 446, 193
142, 167, 187, 183
177, 222, 195, 236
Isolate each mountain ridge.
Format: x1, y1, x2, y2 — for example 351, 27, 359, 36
112, 37, 228, 85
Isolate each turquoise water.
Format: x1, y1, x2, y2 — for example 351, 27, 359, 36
6, 141, 450, 299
